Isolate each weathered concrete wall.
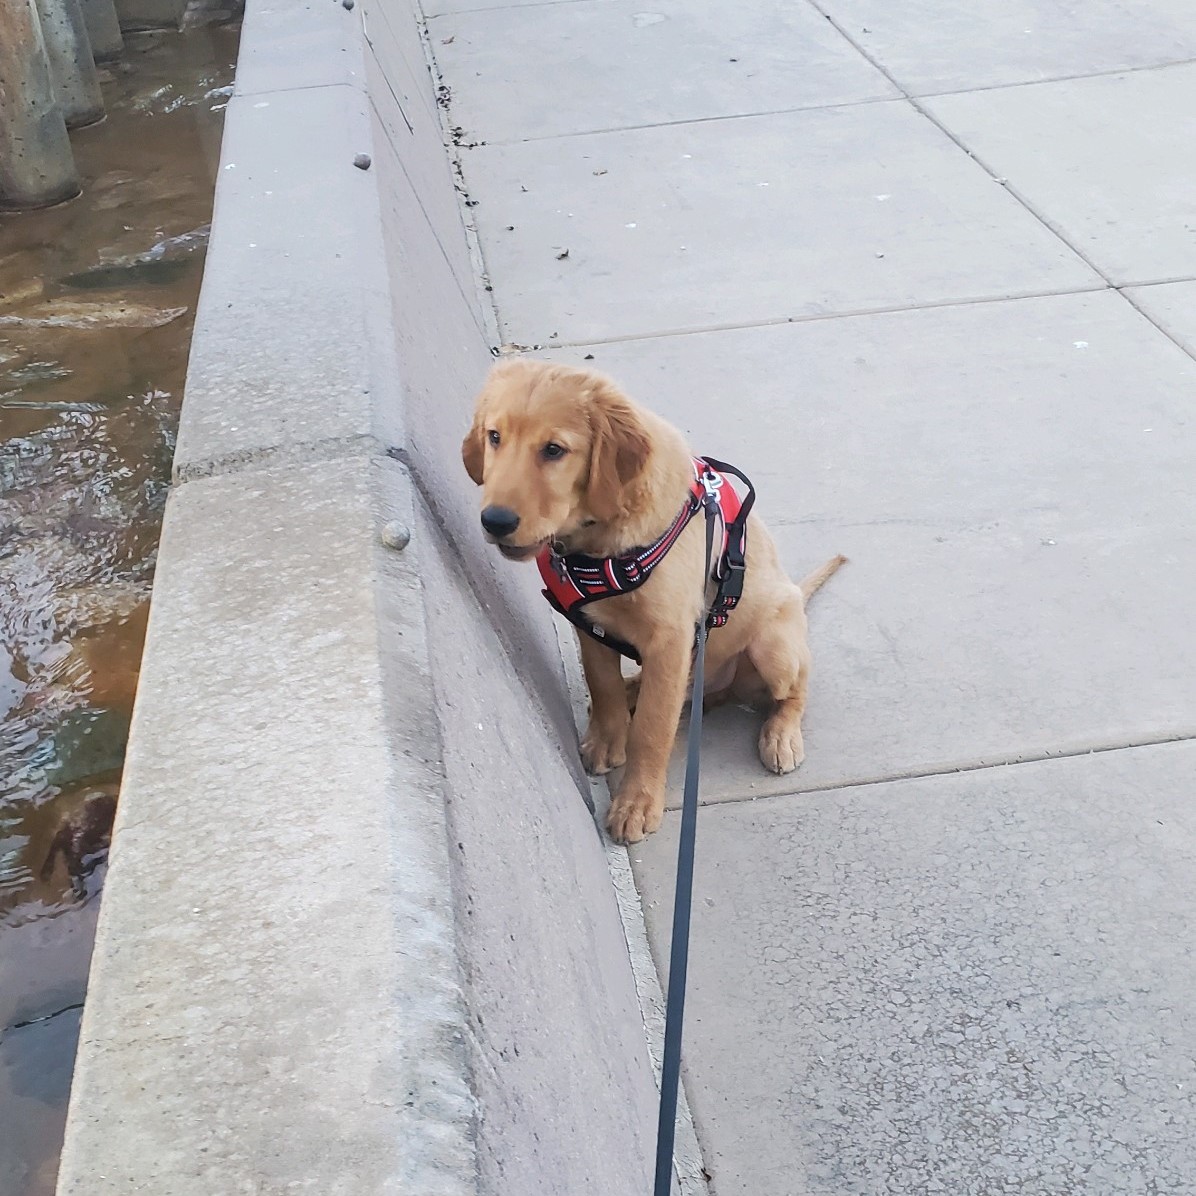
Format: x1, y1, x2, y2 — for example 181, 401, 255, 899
359, 0, 586, 756
58, 1, 658, 1192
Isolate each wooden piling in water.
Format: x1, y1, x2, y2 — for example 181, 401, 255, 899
35, 0, 104, 128
79, 0, 123, 61
0, 0, 82, 209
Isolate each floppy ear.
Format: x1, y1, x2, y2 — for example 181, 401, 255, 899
461, 405, 486, 486
585, 380, 651, 521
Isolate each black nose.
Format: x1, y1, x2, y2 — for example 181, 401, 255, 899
480, 505, 520, 538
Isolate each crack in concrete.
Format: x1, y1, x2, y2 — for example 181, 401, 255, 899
171, 431, 388, 484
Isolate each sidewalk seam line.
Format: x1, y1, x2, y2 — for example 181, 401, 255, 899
530, 284, 1111, 350
463, 92, 903, 146
677, 730, 1196, 812
916, 54, 1196, 101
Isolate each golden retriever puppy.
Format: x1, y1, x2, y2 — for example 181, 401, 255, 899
462, 358, 843, 843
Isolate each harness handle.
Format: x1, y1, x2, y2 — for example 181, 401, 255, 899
653, 496, 717, 1196
699, 457, 755, 629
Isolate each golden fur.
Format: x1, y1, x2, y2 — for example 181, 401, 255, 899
463, 358, 844, 843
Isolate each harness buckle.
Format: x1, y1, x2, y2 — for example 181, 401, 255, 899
549, 549, 569, 583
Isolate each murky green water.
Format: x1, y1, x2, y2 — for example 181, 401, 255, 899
0, 25, 238, 1194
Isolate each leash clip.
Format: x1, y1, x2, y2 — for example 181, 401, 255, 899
698, 466, 723, 509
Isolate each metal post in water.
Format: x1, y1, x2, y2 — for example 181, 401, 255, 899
79, 0, 122, 61
0, 0, 81, 209
34, 0, 104, 128
113, 0, 185, 30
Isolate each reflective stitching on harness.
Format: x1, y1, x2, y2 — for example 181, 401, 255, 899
537, 456, 756, 661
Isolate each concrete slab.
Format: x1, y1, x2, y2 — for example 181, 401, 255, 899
631, 742, 1196, 1196
544, 289, 1196, 798
463, 102, 1099, 344
926, 62, 1196, 287
232, 0, 362, 96
431, 0, 897, 144
1125, 280, 1196, 356
174, 84, 401, 476
58, 457, 476, 1195
814, 0, 1196, 93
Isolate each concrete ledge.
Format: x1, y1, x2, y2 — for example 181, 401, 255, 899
174, 80, 400, 475
59, 457, 476, 1194
58, 0, 659, 1190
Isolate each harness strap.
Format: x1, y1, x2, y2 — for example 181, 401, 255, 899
543, 589, 644, 665
653, 497, 716, 1196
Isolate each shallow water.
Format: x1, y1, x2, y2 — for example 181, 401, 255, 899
0, 25, 238, 1194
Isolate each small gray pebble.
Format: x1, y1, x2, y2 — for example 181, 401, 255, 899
342, 0, 354, 8
381, 521, 411, 551
353, 153, 371, 170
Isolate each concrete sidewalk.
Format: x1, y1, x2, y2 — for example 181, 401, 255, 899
429, 1, 1196, 1192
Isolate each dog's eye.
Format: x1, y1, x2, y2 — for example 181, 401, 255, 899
542, 442, 567, 460
487, 429, 501, 447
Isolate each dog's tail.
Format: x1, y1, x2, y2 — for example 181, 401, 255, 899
798, 554, 848, 606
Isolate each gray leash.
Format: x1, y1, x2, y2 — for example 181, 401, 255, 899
653, 496, 717, 1196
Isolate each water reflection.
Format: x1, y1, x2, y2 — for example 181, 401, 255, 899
0, 23, 238, 1195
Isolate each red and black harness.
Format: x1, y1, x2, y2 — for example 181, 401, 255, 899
536, 457, 756, 663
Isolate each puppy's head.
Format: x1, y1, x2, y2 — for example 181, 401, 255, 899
462, 359, 650, 560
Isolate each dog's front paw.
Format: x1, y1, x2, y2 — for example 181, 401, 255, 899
606, 783, 664, 844
581, 719, 628, 775
759, 716, 805, 775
